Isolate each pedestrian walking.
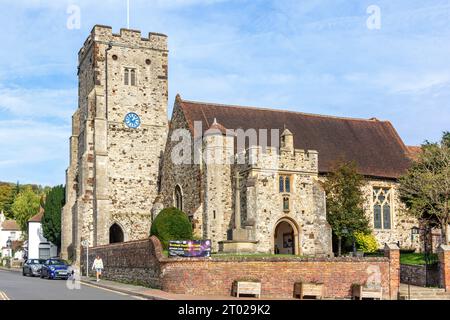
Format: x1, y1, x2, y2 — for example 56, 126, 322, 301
92, 255, 104, 282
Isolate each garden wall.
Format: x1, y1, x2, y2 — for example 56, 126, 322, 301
81, 237, 401, 299
400, 264, 440, 287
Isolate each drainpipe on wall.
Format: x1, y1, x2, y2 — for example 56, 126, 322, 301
105, 43, 113, 126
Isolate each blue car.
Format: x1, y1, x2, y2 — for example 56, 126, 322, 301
40, 258, 71, 280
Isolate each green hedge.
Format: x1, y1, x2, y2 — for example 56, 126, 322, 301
150, 207, 193, 249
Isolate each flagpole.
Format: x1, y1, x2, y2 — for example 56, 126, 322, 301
127, 0, 130, 29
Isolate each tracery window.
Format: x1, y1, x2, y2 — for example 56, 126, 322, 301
373, 187, 392, 229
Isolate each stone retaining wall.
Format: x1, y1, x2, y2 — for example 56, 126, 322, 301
82, 236, 401, 299
400, 264, 440, 287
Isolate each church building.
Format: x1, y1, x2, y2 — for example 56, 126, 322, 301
62, 26, 420, 261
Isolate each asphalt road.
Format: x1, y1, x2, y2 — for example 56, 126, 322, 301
0, 269, 141, 300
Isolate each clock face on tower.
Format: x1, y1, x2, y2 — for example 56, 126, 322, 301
124, 112, 141, 129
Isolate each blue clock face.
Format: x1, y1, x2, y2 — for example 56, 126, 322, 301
124, 112, 141, 129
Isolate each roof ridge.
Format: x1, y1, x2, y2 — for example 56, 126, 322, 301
180, 98, 388, 123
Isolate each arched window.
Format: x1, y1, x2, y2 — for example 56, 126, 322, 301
109, 223, 124, 244
175, 185, 183, 211
130, 69, 136, 86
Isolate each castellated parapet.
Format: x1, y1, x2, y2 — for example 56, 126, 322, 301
62, 25, 169, 263
243, 145, 318, 173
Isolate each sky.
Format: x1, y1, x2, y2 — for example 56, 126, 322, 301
0, 0, 449, 186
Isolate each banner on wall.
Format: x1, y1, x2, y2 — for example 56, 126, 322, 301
168, 240, 212, 258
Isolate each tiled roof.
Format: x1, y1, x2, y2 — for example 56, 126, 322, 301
407, 146, 422, 161
1, 220, 20, 231
177, 97, 413, 179
28, 210, 43, 223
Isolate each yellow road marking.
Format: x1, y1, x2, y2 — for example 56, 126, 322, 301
0, 291, 10, 300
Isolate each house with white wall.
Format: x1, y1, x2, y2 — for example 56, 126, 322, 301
0, 211, 23, 258
27, 210, 58, 259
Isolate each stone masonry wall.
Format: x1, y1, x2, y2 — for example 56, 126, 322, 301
159, 101, 203, 235
63, 25, 169, 261
82, 236, 400, 299
240, 146, 332, 255
361, 179, 420, 251
400, 264, 441, 287
81, 238, 162, 288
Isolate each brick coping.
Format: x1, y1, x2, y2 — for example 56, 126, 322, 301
86, 237, 389, 264
160, 256, 389, 263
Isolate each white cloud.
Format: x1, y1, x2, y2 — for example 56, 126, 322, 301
0, 87, 76, 120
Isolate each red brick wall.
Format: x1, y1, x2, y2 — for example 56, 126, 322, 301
439, 245, 450, 291
83, 236, 400, 299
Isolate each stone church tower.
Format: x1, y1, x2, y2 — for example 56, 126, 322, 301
61, 25, 168, 261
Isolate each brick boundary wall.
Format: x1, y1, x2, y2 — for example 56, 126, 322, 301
438, 245, 450, 291
82, 237, 400, 299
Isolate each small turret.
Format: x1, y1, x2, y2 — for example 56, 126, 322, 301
281, 127, 294, 153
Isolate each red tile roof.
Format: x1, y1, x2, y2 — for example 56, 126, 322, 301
177, 97, 413, 179
1, 220, 20, 231
28, 211, 43, 223
406, 146, 422, 161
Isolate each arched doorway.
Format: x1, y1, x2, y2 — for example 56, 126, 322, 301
273, 218, 300, 255
109, 223, 124, 244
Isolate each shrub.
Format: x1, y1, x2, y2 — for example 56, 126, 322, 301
354, 232, 378, 253
150, 207, 193, 249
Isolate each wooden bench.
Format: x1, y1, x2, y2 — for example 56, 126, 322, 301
233, 281, 261, 298
352, 284, 383, 300
294, 282, 324, 299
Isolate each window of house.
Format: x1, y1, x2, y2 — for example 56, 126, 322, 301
175, 185, 183, 211
279, 175, 292, 193
373, 187, 392, 229
124, 67, 137, 86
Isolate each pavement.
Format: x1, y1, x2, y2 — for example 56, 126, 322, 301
79, 276, 247, 300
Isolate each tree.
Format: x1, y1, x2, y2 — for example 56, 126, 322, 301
399, 132, 450, 245
42, 185, 65, 248
0, 182, 15, 218
322, 161, 370, 256
150, 207, 193, 249
11, 186, 40, 232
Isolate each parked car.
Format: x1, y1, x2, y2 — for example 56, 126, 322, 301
40, 258, 71, 280
22, 259, 46, 277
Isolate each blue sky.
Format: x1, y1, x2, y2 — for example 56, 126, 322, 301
0, 0, 449, 186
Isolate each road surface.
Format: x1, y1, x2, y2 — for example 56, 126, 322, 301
0, 269, 141, 300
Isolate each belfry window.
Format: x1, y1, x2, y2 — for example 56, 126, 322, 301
175, 185, 183, 211
373, 187, 392, 230
124, 67, 136, 86
279, 175, 292, 193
